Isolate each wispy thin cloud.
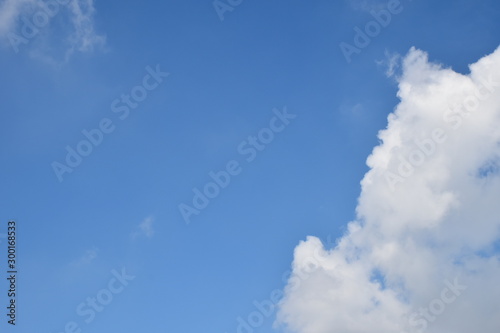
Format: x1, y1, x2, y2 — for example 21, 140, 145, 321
71, 246, 99, 267
65, 0, 106, 59
131, 216, 155, 240
0, 0, 106, 61
376, 50, 402, 78
0, 0, 34, 36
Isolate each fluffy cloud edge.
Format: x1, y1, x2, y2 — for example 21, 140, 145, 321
276, 46, 500, 333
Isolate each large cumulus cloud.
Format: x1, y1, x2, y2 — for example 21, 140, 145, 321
276, 46, 500, 333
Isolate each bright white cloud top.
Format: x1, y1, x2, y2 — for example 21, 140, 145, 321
276, 46, 500, 333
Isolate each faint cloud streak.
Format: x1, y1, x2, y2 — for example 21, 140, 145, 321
131, 216, 155, 240
71, 247, 99, 267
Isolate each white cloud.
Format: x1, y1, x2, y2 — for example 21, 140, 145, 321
339, 102, 365, 119
276, 46, 500, 333
71, 246, 99, 267
0, 0, 105, 59
377, 50, 401, 78
131, 216, 155, 239
65, 0, 106, 57
0, 0, 30, 36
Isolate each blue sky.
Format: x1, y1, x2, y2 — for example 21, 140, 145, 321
0, 0, 499, 332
